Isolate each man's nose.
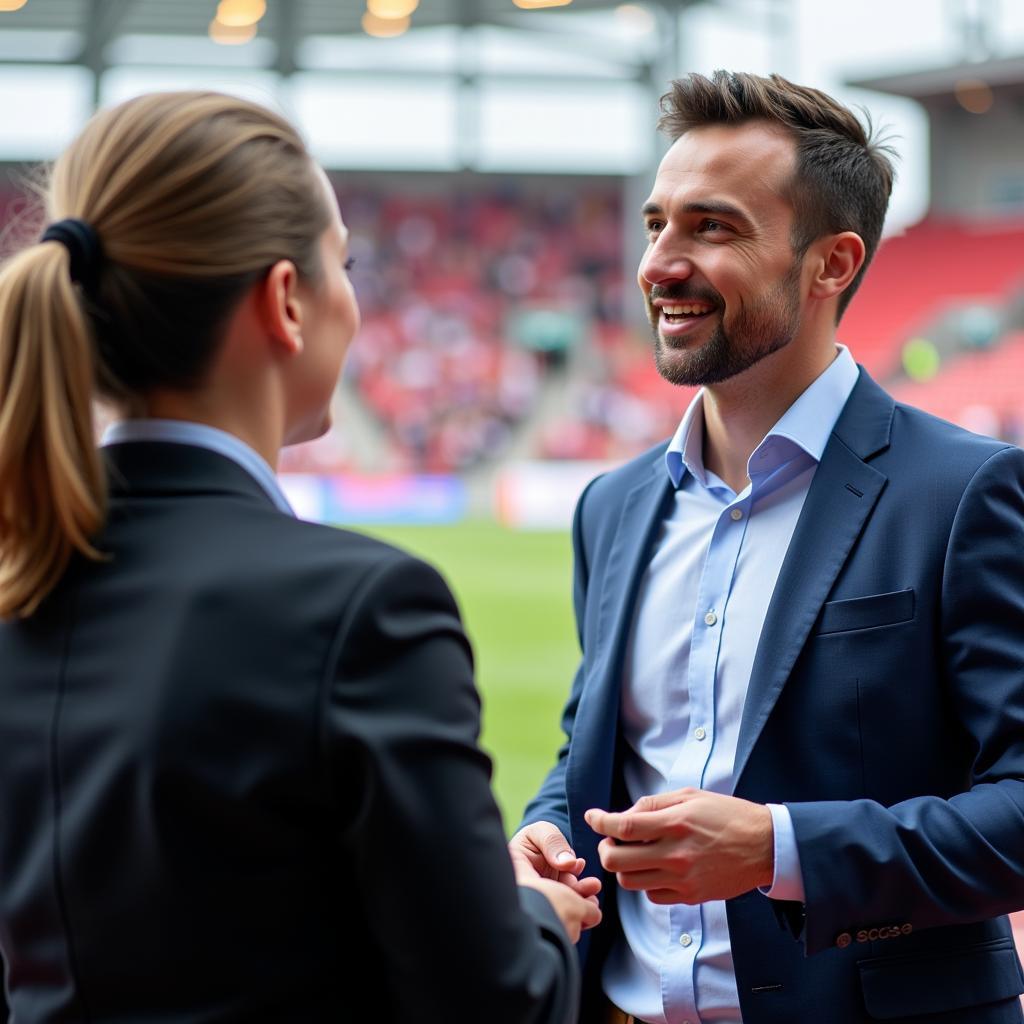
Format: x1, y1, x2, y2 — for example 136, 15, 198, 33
639, 236, 693, 287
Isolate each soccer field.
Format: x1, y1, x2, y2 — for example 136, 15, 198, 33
361, 521, 580, 832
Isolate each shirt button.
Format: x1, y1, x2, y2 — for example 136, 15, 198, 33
704, 610, 718, 626
679, 932, 694, 947
694, 726, 707, 741
730, 508, 743, 521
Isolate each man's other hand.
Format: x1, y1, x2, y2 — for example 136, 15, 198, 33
585, 788, 774, 904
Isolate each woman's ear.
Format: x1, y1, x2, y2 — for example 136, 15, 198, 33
256, 259, 304, 356
807, 231, 866, 304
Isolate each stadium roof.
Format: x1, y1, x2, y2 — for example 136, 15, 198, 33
0, 0, 707, 170
3, 0, 668, 34
849, 54, 1024, 101
0, 0, 697, 78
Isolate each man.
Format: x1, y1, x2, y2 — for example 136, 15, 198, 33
509, 70, 1024, 1024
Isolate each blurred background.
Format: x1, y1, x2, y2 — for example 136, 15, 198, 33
1, 0, 1023, 889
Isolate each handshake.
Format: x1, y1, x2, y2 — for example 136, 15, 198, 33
508, 787, 775, 943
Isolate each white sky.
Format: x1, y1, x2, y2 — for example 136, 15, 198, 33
1, 0, 1023, 233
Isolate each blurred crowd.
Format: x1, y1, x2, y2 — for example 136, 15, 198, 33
4, 178, 1023, 475
332, 179, 629, 472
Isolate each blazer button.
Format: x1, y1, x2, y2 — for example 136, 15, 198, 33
836, 933, 852, 949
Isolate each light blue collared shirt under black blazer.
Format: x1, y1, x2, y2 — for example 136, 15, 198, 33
102, 419, 294, 516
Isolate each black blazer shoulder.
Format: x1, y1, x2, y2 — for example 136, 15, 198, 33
0, 441, 578, 1024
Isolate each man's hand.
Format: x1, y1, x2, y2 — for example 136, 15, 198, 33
508, 821, 602, 900
584, 788, 774, 904
518, 876, 603, 944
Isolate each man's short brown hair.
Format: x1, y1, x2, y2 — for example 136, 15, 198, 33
659, 70, 896, 320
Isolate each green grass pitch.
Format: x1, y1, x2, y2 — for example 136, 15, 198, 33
361, 521, 580, 832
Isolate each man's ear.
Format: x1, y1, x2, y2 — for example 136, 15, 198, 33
807, 231, 866, 304
256, 259, 304, 357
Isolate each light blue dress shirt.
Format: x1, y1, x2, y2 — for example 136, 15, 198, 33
101, 419, 294, 516
603, 346, 860, 1024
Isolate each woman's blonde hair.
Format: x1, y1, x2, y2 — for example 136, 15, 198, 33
0, 91, 330, 619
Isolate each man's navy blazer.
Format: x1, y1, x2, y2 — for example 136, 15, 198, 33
524, 369, 1024, 1023
0, 441, 579, 1024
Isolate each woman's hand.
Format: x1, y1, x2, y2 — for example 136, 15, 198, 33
518, 876, 602, 944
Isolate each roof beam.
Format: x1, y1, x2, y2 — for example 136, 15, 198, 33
78, 0, 136, 70
77, 0, 137, 107
274, 0, 300, 77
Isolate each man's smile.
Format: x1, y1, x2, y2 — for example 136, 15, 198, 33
651, 298, 719, 338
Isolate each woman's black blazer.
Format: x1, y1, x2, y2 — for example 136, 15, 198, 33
0, 441, 577, 1023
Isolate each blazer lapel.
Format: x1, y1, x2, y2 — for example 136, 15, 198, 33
594, 462, 674, 670
733, 370, 894, 787
566, 457, 674, 831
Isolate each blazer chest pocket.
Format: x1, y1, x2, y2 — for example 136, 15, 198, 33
858, 937, 1024, 1019
815, 588, 915, 636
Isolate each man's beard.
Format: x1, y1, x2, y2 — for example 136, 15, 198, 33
650, 262, 803, 387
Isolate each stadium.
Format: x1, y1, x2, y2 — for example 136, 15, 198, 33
2, 0, 1024, 1014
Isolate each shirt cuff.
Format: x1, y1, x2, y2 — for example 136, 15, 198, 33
760, 803, 805, 902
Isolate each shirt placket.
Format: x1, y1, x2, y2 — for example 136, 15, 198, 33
662, 488, 751, 1024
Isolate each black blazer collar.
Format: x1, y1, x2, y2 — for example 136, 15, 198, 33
104, 441, 278, 510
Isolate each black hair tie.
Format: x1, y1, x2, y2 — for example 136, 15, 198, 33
41, 218, 104, 295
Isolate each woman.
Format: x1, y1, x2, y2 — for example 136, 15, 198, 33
0, 91, 599, 1022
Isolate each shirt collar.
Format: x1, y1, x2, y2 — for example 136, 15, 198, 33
101, 419, 294, 516
665, 345, 860, 489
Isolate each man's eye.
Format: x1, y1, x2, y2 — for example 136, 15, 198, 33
700, 220, 726, 233
344, 256, 356, 271
645, 221, 664, 235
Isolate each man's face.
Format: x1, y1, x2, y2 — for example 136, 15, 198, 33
638, 121, 806, 387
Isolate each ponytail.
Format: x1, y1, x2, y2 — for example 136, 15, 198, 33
0, 89, 330, 618
0, 241, 105, 619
